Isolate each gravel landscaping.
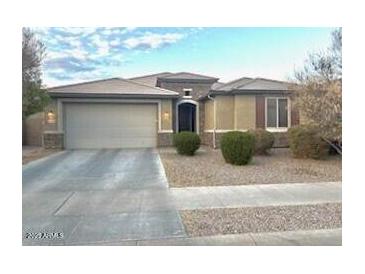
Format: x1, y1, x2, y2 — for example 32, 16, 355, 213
180, 203, 342, 237
159, 146, 341, 187
22, 146, 60, 165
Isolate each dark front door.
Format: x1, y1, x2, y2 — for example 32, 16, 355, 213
178, 103, 196, 132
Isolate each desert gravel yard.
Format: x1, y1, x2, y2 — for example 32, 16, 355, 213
181, 203, 342, 237
22, 146, 61, 165
159, 147, 342, 187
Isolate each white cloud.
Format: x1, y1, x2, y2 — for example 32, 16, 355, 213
58, 27, 99, 36
69, 48, 88, 60
101, 28, 112, 36
54, 34, 64, 41
46, 47, 88, 61
46, 51, 67, 60
90, 34, 110, 56
125, 27, 137, 32
110, 27, 137, 35
123, 32, 184, 49
109, 39, 120, 46
47, 68, 65, 74
68, 39, 82, 48
90, 34, 105, 45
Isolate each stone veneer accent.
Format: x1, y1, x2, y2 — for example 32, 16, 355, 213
201, 132, 225, 148
43, 132, 64, 149
201, 132, 213, 147
43, 132, 175, 148
157, 133, 174, 147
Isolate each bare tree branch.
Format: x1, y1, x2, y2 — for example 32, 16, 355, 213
293, 28, 342, 150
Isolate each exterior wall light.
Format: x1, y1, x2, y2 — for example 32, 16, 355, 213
163, 111, 170, 120
47, 110, 56, 124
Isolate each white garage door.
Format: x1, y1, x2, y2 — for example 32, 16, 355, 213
64, 103, 157, 149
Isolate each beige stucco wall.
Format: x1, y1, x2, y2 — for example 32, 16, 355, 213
215, 96, 234, 130
234, 95, 256, 130
160, 99, 173, 131
203, 95, 256, 131
204, 99, 214, 130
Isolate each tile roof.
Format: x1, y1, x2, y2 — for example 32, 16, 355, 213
48, 78, 179, 97
214, 77, 291, 91
211, 81, 226, 90
212, 77, 253, 91
128, 72, 172, 87
238, 78, 291, 90
158, 72, 219, 81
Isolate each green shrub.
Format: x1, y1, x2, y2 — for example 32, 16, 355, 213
249, 129, 275, 155
220, 131, 255, 165
288, 126, 329, 159
173, 131, 201, 156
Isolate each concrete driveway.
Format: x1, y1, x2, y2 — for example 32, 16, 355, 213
23, 149, 186, 245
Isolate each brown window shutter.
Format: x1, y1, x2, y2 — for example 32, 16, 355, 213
256, 95, 265, 129
291, 107, 299, 126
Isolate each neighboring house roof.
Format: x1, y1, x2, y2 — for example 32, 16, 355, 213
212, 77, 254, 91
215, 77, 292, 93
200, 77, 293, 100
48, 78, 179, 98
157, 72, 219, 83
211, 81, 226, 90
236, 78, 291, 91
128, 72, 173, 87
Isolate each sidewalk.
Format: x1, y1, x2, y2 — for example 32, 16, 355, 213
170, 181, 341, 210
138, 228, 342, 246
72, 228, 341, 246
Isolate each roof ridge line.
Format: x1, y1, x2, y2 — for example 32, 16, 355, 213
122, 78, 179, 95
160, 71, 219, 80
214, 76, 254, 90
234, 78, 258, 88
47, 77, 122, 90
222, 76, 253, 85
254, 77, 290, 84
129, 72, 172, 80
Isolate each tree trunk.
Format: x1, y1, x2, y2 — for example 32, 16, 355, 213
322, 137, 342, 155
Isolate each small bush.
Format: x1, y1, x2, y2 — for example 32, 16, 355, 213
220, 131, 255, 165
249, 129, 275, 155
288, 126, 328, 159
173, 131, 201, 156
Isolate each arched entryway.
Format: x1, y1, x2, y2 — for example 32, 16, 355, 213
177, 101, 198, 133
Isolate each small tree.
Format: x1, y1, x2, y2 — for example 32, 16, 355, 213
22, 28, 49, 118
293, 28, 342, 154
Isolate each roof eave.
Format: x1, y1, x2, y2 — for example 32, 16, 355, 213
231, 89, 293, 94
48, 92, 180, 99
199, 89, 294, 101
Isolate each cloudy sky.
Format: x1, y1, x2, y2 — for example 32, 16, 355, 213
34, 27, 335, 87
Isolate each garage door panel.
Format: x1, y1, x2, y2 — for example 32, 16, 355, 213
65, 103, 157, 149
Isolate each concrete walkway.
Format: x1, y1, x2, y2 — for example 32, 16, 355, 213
66, 228, 341, 246
170, 181, 341, 210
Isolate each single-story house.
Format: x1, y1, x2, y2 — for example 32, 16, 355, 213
40, 72, 299, 149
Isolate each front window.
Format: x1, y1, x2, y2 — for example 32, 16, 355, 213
266, 98, 288, 128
